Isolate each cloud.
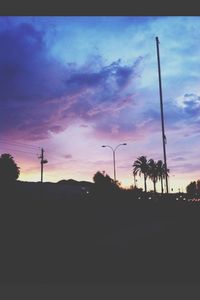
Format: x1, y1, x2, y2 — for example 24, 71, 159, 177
167, 93, 200, 137
182, 93, 200, 117
63, 154, 72, 159
0, 22, 142, 141
171, 157, 186, 162
3, 19, 200, 148
0, 23, 66, 103
170, 163, 200, 174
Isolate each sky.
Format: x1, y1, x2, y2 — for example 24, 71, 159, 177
1, 16, 200, 192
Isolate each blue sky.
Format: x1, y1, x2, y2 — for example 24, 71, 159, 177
1, 16, 200, 192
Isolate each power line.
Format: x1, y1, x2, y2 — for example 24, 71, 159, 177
46, 161, 70, 166
0, 139, 39, 149
0, 146, 38, 156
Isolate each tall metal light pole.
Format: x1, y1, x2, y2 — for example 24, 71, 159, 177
156, 36, 169, 194
101, 143, 127, 182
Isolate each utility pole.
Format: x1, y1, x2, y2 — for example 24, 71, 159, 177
156, 36, 169, 194
39, 148, 48, 183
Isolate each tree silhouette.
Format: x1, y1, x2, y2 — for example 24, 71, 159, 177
0, 153, 20, 184
161, 162, 169, 193
157, 160, 165, 194
186, 181, 196, 197
93, 171, 112, 185
93, 171, 119, 192
148, 159, 158, 193
133, 156, 149, 193
196, 180, 200, 196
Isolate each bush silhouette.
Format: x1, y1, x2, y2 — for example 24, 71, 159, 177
186, 181, 197, 197
93, 171, 120, 193
0, 153, 20, 184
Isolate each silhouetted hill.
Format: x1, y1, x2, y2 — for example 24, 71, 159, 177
57, 178, 93, 187
57, 179, 79, 185
80, 180, 93, 185
15, 179, 94, 196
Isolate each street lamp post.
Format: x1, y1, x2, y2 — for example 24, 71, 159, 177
101, 143, 127, 182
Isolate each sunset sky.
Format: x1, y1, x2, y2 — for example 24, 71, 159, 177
1, 16, 200, 192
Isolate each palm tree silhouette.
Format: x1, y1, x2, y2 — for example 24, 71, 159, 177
133, 156, 149, 193
148, 159, 159, 193
157, 160, 169, 194
157, 160, 164, 194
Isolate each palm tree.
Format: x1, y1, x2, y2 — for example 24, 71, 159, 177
133, 156, 149, 193
157, 160, 169, 194
133, 173, 137, 188
157, 160, 164, 194
148, 159, 159, 193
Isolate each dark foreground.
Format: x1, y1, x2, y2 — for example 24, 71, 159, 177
1, 183, 200, 285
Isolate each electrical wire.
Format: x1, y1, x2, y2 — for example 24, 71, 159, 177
0, 139, 39, 149
0, 146, 39, 156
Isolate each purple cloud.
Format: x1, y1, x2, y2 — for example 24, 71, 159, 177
171, 157, 186, 162
182, 93, 200, 116
63, 154, 73, 159
0, 23, 66, 103
0, 22, 142, 141
170, 163, 200, 174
